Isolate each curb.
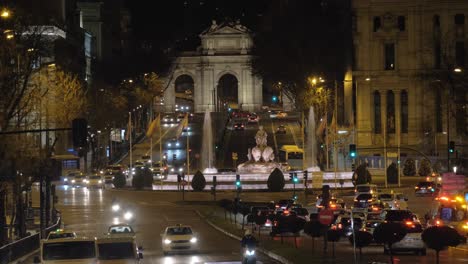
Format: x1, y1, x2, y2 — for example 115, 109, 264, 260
194, 210, 293, 264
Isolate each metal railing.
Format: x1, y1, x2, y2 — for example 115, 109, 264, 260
0, 217, 61, 264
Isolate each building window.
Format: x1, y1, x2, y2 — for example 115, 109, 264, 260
401, 90, 408, 133
374, 91, 381, 134
373, 16, 381, 32
455, 14, 465, 25
435, 89, 442, 132
456, 42, 465, 67
387, 90, 395, 134
398, 16, 406, 31
384, 43, 395, 70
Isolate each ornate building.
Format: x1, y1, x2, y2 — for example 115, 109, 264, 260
352, 0, 468, 166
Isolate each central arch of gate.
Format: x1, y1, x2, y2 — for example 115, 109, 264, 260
164, 20, 263, 112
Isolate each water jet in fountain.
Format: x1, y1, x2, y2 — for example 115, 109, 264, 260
306, 106, 321, 172
201, 110, 218, 174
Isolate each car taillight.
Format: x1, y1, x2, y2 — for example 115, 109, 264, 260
275, 205, 280, 208
435, 220, 442, 226
415, 186, 419, 189
283, 210, 289, 215
338, 223, 343, 229
330, 204, 336, 208
273, 221, 278, 227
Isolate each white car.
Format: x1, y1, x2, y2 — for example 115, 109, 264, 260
384, 222, 426, 255
161, 224, 198, 255
378, 193, 409, 210
96, 235, 143, 262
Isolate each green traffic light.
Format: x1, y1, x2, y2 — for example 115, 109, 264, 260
236, 181, 241, 186
293, 177, 299, 183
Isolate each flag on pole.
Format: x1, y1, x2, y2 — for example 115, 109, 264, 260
146, 114, 161, 137
175, 113, 189, 139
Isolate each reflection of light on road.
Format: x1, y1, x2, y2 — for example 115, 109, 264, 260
82, 186, 89, 205
64, 185, 69, 191
98, 189, 103, 203
190, 256, 200, 263
163, 257, 175, 264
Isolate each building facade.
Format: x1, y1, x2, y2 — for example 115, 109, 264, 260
352, 0, 468, 167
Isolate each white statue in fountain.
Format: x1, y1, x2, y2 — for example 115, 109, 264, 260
237, 126, 280, 174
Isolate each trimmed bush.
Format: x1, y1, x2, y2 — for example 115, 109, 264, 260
132, 174, 144, 190
141, 167, 153, 187
418, 158, 432, 176
191, 170, 206, 191
403, 158, 416, 176
387, 162, 398, 184
113, 172, 126, 188
352, 164, 372, 186
267, 168, 285, 192
422, 226, 462, 264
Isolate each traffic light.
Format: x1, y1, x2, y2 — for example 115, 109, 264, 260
449, 141, 455, 153
292, 173, 299, 183
272, 96, 278, 103
303, 170, 308, 180
235, 174, 241, 190
173, 153, 177, 161
351, 163, 356, 171
213, 176, 217, 187
72, 118, 87, 148
349, 144, 357, 158
292, 194, 298, 200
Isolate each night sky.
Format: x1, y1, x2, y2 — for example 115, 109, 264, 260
125, 0, 270, 50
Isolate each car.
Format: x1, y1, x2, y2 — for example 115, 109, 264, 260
182, 126, 191, 132
108, 224, 135, 235
96, 235, 143, 262
291, 207, 310, 221
63, 171, 81, 185
381, 210, 420, 224
103, 173, 114, 184
161, 224, 198, 255
332, 214, 364, 237
353, 194, 382, 213
378, 193, 409, 210
162, 115, 175, 124
71, 174, 86, 187
384, 222, 426, 255
46, 229, 77, 240
275, 199, 295, 210
86, 175, 103, 188
247, 115, 259, 123
166, 138, 181, 149
276, 111, 287, 118
177, 113, 185, 122
355, 184, 378, 198
414, 181, 436, 196
363, 212, 384, 235
276, 125, 287, 134
141, 155, 151, 163
233, 123, 245, 131
36, 237, 96, 263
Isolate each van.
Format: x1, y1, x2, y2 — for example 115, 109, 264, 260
35, 237, 96, 263
96, 235, 143, 263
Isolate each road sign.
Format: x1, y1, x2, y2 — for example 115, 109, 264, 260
232, 152, 238, 160
318, 209, 334, 225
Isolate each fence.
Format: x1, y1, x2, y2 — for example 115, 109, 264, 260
0, 217, 61, 264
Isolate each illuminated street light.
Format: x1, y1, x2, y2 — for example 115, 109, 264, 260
1, 9, 10, 19
365, 77, 371, 81
454, 68, 462, 73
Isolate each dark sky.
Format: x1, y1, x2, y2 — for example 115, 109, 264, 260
125, 0, 270, 50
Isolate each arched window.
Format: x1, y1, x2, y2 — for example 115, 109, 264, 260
374, 91, 381, 134
387, 90, 395, 133
401, 90, 408, 133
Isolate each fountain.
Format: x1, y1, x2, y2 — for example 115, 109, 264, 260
306, 106, 321, 172
201, 110, 218, 174
237, 126, 281, 174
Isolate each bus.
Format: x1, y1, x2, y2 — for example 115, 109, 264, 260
278, 145, 304, 170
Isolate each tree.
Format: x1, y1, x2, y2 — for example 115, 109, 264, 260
191, 171, 206, 191
352, 163, 372, 186
373, 223, 407, 264
349, 231, 373, 259
418, 159, 432, 176
422, 226, 461, 264
327, 229, 341, 258
112, 172, 126, 189
267, 168, 285, 192
403, 158, 416, 176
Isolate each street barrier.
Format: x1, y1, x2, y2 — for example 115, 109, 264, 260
0, 217, 61, 264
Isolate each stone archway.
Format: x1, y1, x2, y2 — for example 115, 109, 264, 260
217, 73, 238, 110
174, 74, 194, 111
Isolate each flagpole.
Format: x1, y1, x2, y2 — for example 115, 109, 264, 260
129, 112, 133, 181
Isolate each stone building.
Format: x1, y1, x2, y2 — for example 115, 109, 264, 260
352, 0, 468, 167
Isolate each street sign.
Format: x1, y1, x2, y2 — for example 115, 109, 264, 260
232, 152, 238, 160
318, 209, 334, 225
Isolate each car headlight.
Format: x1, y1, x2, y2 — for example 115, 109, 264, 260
178, 168, 183, 172
71, 180, 75, 183
124, 211, 133, 220
190, 237, 197, 243
164, 239, 171, 244
112, 204, 120, 212
168, 143, 171, 147
98, 180, 102, 184
99, 170, 104, 174
84, 180, 89, 183
176, 142, 180, 146
246, 250, 255, 256
170, 168, 174, 172
64, 178, 68, 181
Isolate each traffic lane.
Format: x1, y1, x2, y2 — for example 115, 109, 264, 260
56, 187, 277, 264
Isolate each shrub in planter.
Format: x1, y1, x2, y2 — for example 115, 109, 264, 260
132, 174, 144, 190
403, 158, 416, 176
113, 172, 126, 188
418, 158, 432, 177
387, 162, 398, 184
352, 164, 372, 186
191, 170, 206, 191
267, 168, 285, 192
141, 167, 153, 187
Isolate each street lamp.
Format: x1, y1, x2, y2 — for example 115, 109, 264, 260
454, 68, 462, 73
1, 8, 10, 19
